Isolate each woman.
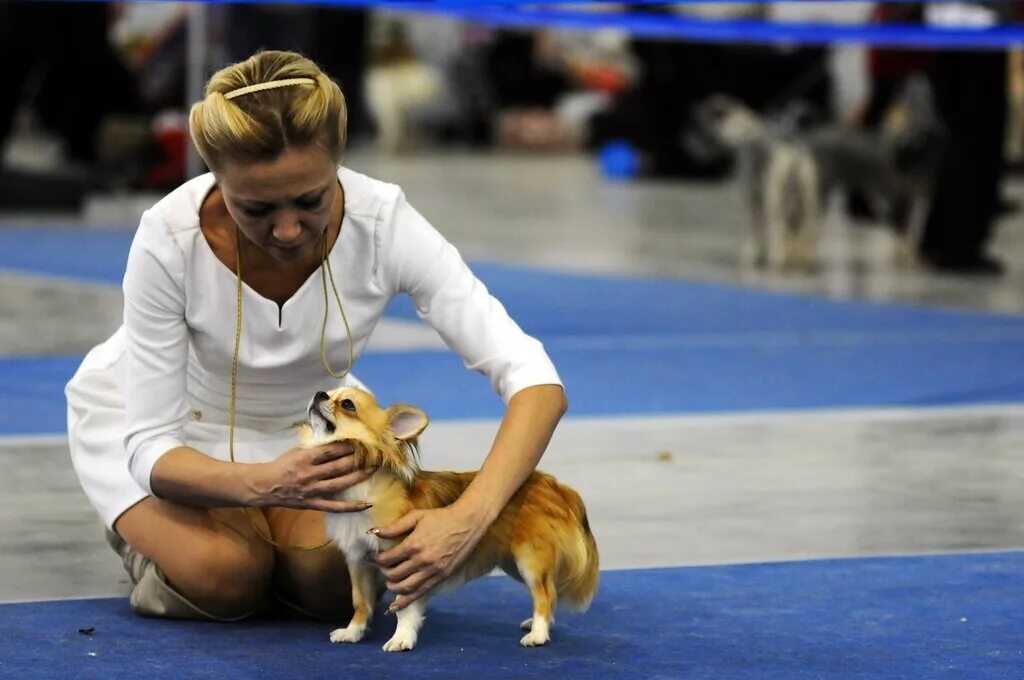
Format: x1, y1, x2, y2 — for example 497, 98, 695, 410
65, 50, 566, 622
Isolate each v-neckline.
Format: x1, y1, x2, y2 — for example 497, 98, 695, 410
195, 173, 345, 318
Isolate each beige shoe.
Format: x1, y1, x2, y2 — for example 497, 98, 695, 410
105, 528, 149, 585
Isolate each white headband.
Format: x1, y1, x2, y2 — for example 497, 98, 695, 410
223, 78, 316, 100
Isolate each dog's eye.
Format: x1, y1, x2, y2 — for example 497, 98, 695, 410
340, 399, 356, 412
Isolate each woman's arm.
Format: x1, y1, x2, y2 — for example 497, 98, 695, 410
455, 383, 568, 525
368, 188, 568, 610
371, 386, 567, 611
150, 443, 375, 513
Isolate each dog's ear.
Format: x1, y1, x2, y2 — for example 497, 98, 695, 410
386, 404, 429, 441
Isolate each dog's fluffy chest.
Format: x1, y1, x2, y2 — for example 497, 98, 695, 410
325, 478, 382, 559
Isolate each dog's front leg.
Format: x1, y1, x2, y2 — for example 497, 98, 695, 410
329, 558, 379, 644
383, 597, 428, 652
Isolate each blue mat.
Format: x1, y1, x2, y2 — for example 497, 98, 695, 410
5, 329, 1024, 435
2, 227, 1024, 435
1, 552, 1021, 679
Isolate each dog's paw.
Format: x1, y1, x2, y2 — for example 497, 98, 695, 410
330, 625, 366, 644
382, 629, 418, 652
520, 630, 551, 647
520, 616, 554, 631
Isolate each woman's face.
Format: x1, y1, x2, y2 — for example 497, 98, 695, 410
218, 147, 338, 263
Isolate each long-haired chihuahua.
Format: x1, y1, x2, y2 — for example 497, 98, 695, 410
300, 387, 599, 652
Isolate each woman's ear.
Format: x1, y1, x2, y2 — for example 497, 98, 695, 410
386, 404, 429, 441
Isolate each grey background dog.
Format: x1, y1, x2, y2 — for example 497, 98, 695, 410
696, 79, 946, 272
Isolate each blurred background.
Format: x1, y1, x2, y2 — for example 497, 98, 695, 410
2, 1, 1024, 289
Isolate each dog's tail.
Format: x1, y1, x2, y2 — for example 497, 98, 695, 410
555, 485, 600, 612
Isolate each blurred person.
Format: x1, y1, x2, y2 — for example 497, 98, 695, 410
65, 50, 566, 623
0, 1, 140, 168
919, 2, 1013, 274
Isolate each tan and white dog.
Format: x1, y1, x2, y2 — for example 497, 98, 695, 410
300, 387, 599, 652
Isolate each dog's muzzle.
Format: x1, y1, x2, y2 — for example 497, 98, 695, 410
307, 391, 336, 435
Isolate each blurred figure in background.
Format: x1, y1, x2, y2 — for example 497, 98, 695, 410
919, 1, 1012, 274
0, 1, 140, 167
0, 1, 141, 207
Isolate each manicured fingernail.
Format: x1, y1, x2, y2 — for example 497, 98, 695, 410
386, 604, 398, 615
367, 528, 379, 535
360, 503, 373, 510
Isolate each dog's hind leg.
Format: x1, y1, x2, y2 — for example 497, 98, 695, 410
513, 544, 557, 647
329, 560, 378, 644
764, 146, 794, 270
740, 149, 768, 267
794, 151, 821, 273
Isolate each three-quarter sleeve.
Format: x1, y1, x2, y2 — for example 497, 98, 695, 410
121, 213, 190, 494
375, 189, 562, 403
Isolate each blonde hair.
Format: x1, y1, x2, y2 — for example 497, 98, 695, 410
189, 50, 347, 171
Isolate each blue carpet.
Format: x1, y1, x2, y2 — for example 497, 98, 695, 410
4, 327, 1024, 435
0, 227, 134, 284
2, 227, 1024, 435
1, 552, 1020, 679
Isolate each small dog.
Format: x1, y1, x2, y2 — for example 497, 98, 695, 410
695, 79, 945, 272
299, 387, 599, 652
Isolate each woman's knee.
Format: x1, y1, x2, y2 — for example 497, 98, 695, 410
166, 536, 274, 618
116, 499, 275, 618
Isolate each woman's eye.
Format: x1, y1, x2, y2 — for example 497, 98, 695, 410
242, 206, 271, 218
340, 399, 356, 412
296, 197, 323, 210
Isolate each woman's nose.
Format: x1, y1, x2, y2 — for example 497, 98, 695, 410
272, 215, 302, 243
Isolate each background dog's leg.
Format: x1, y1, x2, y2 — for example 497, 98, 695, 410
749, 177, 769, 267
383, 597, 427, 652
329, 560, 378, 644
764, 148, 790, 270
895, 191, 929, 268
741, 150, 768, 268
796, 151, 821, 273
514, 547, 557, 647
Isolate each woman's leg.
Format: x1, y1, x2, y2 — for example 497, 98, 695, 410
264, 508, 354, 620
114, 497, 275, 620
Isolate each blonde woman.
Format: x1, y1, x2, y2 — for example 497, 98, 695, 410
65, 50, 566, 623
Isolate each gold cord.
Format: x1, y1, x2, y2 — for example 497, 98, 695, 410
229, 200, 352, 551
321, 232, 354, 380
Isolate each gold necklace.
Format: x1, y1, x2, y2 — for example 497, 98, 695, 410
229, 205, 353, 551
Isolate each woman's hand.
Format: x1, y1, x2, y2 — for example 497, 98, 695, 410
249, 441, 374, 513
369, 503, 488, 612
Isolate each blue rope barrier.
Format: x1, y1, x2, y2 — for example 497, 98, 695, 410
56, 0, 1024, 50
382, 3, 1024, 50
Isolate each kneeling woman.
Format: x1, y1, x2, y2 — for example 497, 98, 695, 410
66, 50, 566, 621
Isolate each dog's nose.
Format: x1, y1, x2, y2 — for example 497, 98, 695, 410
312, 391, 329, 406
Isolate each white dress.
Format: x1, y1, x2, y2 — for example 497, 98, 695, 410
65, 167, 562, 530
